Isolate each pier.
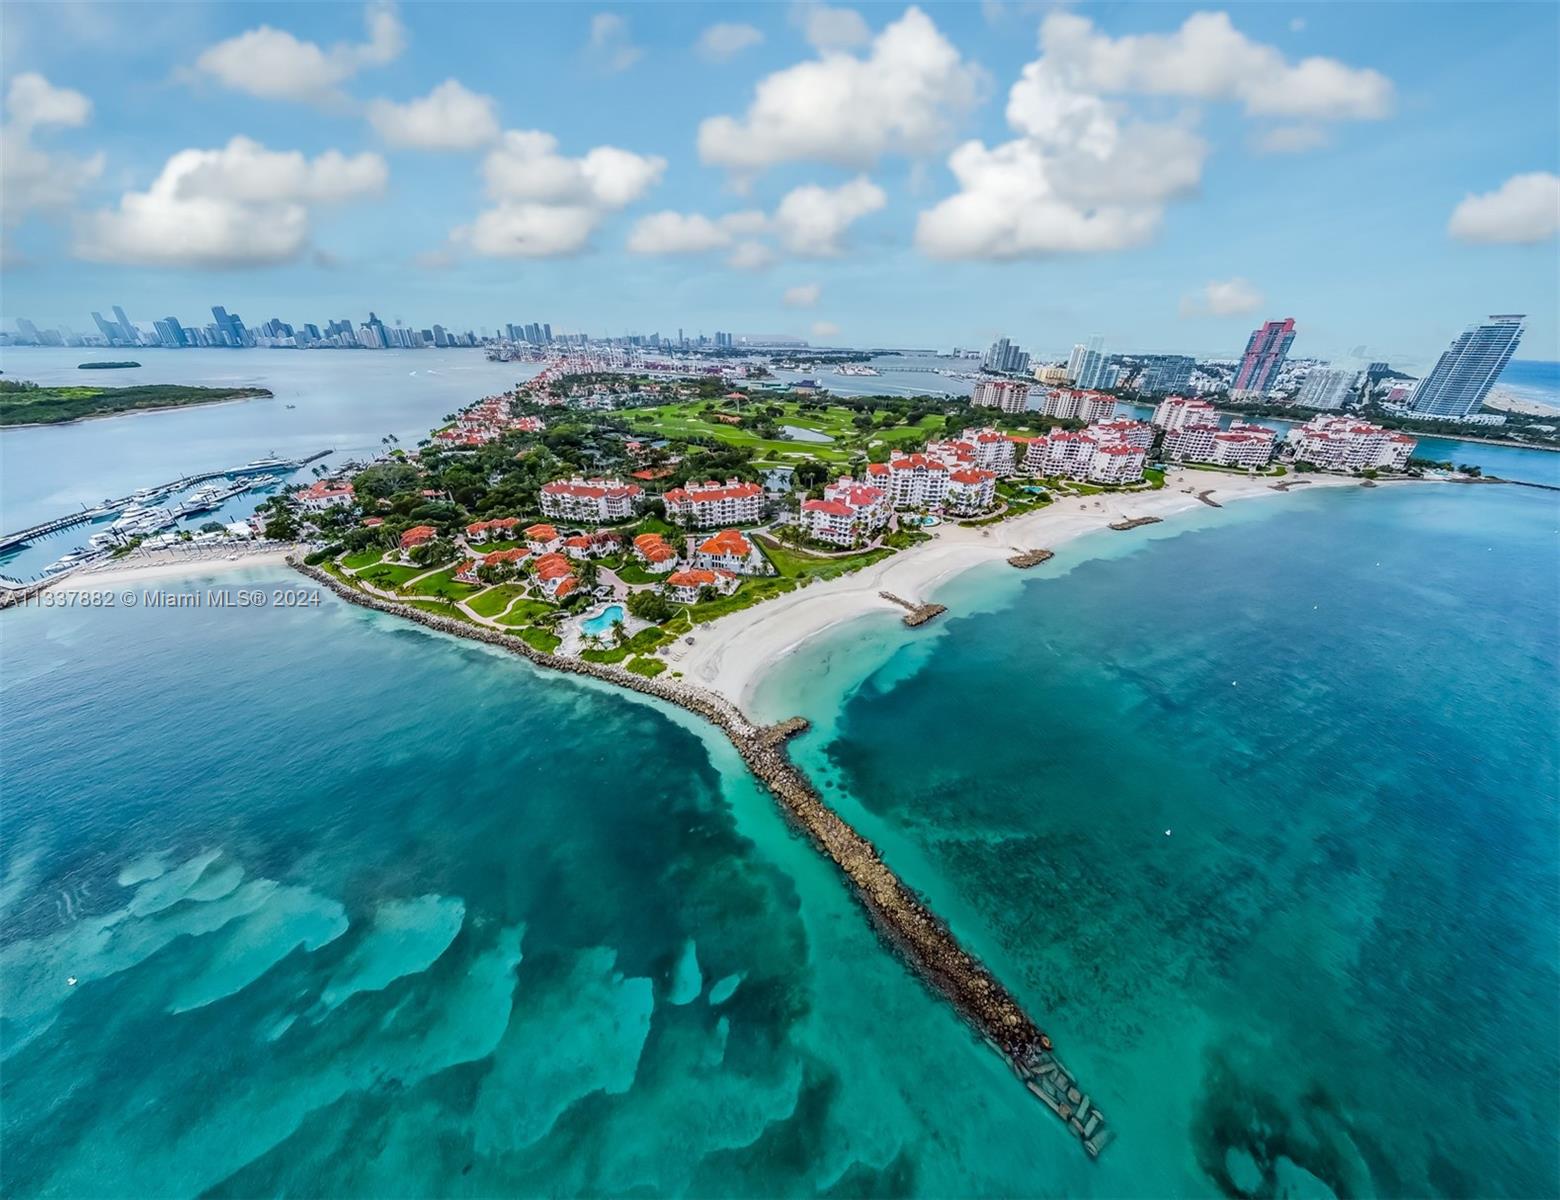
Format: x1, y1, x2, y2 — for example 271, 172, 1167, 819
0, 451, 330, 552
879, 591, 947, 627
294, 558, 1113, 1160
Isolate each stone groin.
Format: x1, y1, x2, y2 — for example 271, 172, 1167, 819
292, 558, 1111, 1159
1269, 479, 1310, 492
878, 591, 947, 627
1107, 515, 1163, 532
1195, 490, 1223, 508
1007, 548, 1054, 569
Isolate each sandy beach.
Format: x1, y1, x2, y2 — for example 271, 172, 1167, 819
673, 471, 1368, 708
75, 543, 295, 585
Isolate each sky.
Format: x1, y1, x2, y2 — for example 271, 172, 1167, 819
2, 1, 1557, 368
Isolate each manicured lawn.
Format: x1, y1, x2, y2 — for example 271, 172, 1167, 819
356, 561, 425, 587
341, 548, 386, 569
518, 626, 562, 653
495, 600, 556, 626
466, 583, 528, 618
467, 539, 526, 555
410, 566, 482, 601
626, 656, 667, 677
755, 536, 894, 581
613, 560, 670, 585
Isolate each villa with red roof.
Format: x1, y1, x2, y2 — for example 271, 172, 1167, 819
532, 552, 580, 600
664, 568, 739, 605
399, 525, 437, 554
524, 523, 562, 553
662, 478, 763, 527
632, 532, 678, 572
296, 480, 355, 511
691, 529, 768, 575
466, 516, 521, 541
539, 477, 644, 522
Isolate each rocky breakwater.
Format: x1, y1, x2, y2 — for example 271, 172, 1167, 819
1007, 548, 1054, 569
292, 557, 1112, 1159
878, 591, 947, 627
1108, 515, 1164, 532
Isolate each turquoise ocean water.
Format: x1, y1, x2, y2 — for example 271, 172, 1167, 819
3, 482, 1557, 1195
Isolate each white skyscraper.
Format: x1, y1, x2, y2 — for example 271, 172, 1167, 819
1409, 315, 1525, 418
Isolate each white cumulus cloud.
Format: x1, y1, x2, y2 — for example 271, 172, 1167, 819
586, 13, 642, 73
1041, 10, 1392, 120
917, 9, 1389, 261
796, 4, 872, 50
727, 241, 776, 271
625, 209, 768, 255
1, 73, 104, 226
193, 1, 404, 103
455, 130, 665, 258
1179, 277, 1264, 318
774, 176, 886, 255
697, 22, 764, 61
74, 137, 386, 267
783, 282, 822, 307
1447, 172, 1560, 245
698, 6, 984, 175
367, 79, 500, 150
1251, 124, 1330, 155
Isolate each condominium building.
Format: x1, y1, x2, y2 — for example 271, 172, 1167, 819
662, 478, 764, 527
1286, 415, 1416, 471
1089, 419, 1154, 452
1160, 423, 1220, 463
868, 454, 951, 509
1152, 395, 1222, 431
1409, 314, 1525, 418
539, 477, 644, 522
1088, 443, 1147, 484
1232, 318, 1296, 396
1211, 423, 1278, 468
930, 427, 1016, 476
946, 467, 997, 514
1296, 367, 1356, 411
972, 378, 1031, 413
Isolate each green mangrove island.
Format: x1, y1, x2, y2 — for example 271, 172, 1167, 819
78, 360, 142, 369
0, 378, 273, 426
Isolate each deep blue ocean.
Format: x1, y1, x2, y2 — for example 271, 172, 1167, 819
3, 480, 1556, 1197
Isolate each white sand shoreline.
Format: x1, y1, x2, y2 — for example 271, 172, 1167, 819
672, 471, 1384, 710
73, 545, 295, 585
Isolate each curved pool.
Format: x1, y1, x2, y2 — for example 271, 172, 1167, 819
580, 604, 626, 638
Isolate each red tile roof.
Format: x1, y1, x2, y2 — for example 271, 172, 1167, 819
697, 529, 753, 557
400, 525, 437, 548
667, 568, 718, 588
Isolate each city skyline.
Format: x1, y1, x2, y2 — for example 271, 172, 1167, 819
2, 3, 1557, 366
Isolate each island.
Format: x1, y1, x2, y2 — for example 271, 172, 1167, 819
78, 360, 141, 370
0, 379, 273, 426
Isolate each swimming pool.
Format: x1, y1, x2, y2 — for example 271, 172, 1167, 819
580, 604, 625, 638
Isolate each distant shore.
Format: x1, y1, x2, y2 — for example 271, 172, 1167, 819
673, 470, 1382, 709
0, 384, 273, 429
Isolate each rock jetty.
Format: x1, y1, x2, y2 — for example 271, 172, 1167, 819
1007, 548, 1054, 569
1195, 489, 1223, 508
878, 591, 947, 627
292, 557, 1112, 1159
1107, 515, 1163, 532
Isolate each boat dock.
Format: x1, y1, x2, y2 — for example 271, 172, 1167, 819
0, 451, 330, 552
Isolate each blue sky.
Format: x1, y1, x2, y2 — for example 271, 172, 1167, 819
3, 1, 1556, 367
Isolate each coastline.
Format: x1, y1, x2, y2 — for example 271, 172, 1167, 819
675, 470, 1373, 709
75, 544, 294, 585
0, 389, 273, 431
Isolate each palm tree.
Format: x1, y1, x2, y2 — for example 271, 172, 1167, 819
611, 618, 627, 646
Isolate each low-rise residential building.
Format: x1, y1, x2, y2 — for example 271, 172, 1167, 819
466, 516, 521, 541
484, 547, 530, 570
524, 523, 562, 553
454, 559, 482, 584
632, 532, 678, 572
296, 480, 355, 511
532, 551, 579, 600
946, 467, 997, 514
692, 529, 769, 575
539, 477, 644, 522
665, 568, 739, 605
400, 524, 437, 553
972, 378, 1031, 413
1152, 395, 1222, 431
662, 478, 764, 527
1287, 416, 1416, 471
